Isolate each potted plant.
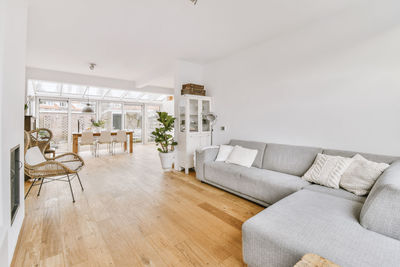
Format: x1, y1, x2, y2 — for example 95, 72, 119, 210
151, 112, 178, 170
91, 119, 105, 131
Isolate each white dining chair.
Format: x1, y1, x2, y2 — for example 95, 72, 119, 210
97, 131, 112, 156
80, 131, 97, 156
113, 130, 127, 154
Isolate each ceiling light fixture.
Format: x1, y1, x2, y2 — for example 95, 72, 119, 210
189, 0, 198, 5
89, 63, 96, 70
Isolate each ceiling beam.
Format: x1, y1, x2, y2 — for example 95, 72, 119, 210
26, 67, 136, 91
136, 85, 174, 95
135, 65, 172, 88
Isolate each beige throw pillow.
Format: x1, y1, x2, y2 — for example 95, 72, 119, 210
303, 153, 353, 189
340, 154, 389, 196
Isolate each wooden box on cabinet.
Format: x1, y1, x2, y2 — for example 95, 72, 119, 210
177, 95, 212, 174
181, 83, 206, 96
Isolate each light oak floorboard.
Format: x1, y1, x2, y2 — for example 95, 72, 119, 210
12, 145, 263, 267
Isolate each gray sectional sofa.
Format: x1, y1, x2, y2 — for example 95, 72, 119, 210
195, 140, 400, 267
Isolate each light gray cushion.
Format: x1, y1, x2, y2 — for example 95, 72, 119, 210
229, 140, 267, 168
304, 184, 366, 203
25, 146, 46, 166
195, 147, 219, 180
323, 149, 399, 164
204, 161, 309, 205
360, 160, 400, 240
263, 143, 322, 176
243, 190, 400, 267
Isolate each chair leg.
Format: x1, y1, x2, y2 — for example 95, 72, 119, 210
67, 174, 76, 203
24, 178, 37, 199
76, 173, 84, 191
37, 177, 45, 196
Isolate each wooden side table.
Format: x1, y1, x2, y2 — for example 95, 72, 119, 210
294, 253, 340, 267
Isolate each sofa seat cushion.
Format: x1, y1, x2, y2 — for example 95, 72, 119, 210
304, 184, 366, 203
242, 190, 400, 267
204, 162, 309, 205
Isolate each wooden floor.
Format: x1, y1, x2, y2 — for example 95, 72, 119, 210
12, 145, 264, 267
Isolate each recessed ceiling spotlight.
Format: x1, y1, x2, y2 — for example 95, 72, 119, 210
189, 0, 197, 5
89, 63, 96, 70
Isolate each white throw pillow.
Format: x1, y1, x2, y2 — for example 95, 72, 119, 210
215, 145, 234, 162
225, 145, 258, 168
25, 146, 46, 166
302, 153, 353, 189
340, 154, 389, 196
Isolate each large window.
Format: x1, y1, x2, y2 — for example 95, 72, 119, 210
71, 100, 97, 133
29, 79, 171, 151
146, 105, 161, 143
124, 104, 143, 143
99, 102, 122, 131
38, 99, 69, 152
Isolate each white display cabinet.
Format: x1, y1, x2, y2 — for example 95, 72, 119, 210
177, 95, 212, 174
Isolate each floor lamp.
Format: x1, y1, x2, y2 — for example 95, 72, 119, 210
205, 112, 217, 145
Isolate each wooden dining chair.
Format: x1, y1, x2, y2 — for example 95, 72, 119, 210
97, 131, 112, 156
80, 131, 97, 156
113, 130, 127, 154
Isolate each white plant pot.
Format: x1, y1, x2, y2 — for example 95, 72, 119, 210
158, 151, 175, 170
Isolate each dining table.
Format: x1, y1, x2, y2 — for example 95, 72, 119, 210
72, 130, 134, 153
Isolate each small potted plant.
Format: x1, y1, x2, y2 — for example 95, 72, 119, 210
151, 112, 178, 170
91, 119, 105, 131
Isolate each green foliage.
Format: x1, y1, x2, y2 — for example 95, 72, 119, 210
151, 112, 178, 153
91, 119, 105, 128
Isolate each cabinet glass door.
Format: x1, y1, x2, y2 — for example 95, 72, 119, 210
189, 99, 198, 132
179, 103, 186, 132
202, 100, 210, 132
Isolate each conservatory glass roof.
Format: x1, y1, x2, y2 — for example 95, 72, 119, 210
27, 80, 171, 103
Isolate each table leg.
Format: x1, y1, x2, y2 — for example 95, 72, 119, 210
124, 141, 127, 152
129, 133, 133, 153
73, 135, 78, 153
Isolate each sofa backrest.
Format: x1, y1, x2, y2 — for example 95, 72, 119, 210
322, 149, 399, 164
262, 143, 322, 176
360, 160, 400, 240
229, 139, 267, 168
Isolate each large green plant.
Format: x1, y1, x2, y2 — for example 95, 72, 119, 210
151, 112, 178, 153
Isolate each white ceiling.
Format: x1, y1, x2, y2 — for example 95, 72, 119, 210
27, 0, 358, 87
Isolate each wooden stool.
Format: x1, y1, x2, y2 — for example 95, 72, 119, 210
294, 253, 340, 267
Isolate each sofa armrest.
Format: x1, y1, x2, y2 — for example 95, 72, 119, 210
195, 147, 219, 181
360, 160, 400, 240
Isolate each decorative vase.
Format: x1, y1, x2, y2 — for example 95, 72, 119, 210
158, 151, 175, 170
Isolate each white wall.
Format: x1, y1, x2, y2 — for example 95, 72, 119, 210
173, 60, 204, 132
0, 0, 28, 265
204, 2, 400, 156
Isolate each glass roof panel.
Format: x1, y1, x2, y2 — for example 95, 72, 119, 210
140, 94, 150, 100
125, 91, 143, 99
105, 89, 125, 98
62, 84, 86, 95
86, 87, 109, 97
156, 95, 167, 101
37, 81, 61, 94
28, 80, 169, 103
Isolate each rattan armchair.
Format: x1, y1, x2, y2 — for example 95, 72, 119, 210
24, 129, 85, 202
